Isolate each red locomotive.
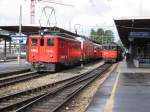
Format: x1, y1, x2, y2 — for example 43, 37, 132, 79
102, 42, 123, 63
27, 31, 81, 72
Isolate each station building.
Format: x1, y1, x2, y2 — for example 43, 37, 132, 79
114, 18, 150, 67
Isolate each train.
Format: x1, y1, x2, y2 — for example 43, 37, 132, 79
102, 42, 123, 63
27, 28, 123, 72
27, 28, 103, 72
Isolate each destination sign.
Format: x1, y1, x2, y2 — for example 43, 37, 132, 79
129, 32, 150, 38
11, 35, 27, 44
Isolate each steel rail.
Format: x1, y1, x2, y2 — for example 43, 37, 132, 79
0, 64, 107, 112
15, 64, 112, 112
0, 71, 42, 88
0, 69, 30, 78
0, 64, 101, 101
52, 64, 111, 112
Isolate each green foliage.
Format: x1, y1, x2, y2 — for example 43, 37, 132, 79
90, 28, 114, 44
90, 29, 96, 40
104, 30, 113, 43
97, 28, 104, 35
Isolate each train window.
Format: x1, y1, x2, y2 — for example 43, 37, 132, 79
32, 38, 37, 46
40, 38, 44, 46
103, 46, 108, 50
111, 46, 116, 50
47, 38, 54, 46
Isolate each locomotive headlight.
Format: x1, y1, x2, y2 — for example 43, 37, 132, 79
50, 55, 53, 58
40, 32, 44, 36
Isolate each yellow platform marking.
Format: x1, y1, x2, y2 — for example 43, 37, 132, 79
104, 71, 120, 112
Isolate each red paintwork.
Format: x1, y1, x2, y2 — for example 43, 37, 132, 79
27, 35, 81, 65
77, 38, 95, 61
94, 44, 102, 59
102, 50, 120, 60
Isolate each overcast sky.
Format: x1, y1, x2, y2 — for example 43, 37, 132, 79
0, 0, 150, 40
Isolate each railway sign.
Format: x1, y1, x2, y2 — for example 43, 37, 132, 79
129, 32, 150, 38
11, 35, 27, 44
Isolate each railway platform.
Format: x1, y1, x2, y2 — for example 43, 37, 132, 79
86, 60, 150, 112
0, 59, 30, 74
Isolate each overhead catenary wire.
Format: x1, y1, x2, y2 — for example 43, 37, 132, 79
39, 6, 57, 29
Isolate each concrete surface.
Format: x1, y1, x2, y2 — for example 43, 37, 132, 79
0, 59, 30, 74
86, 60, 150, 112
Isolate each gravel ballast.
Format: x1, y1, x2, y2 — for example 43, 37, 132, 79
60, 63, 118, 112
0, 61, 104, 97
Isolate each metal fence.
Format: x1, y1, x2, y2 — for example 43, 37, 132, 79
0, 43, 26, 60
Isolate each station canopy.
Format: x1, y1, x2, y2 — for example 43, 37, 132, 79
0, 29, 11, 41
114, 18, 150, 48
0, 25, 80, 40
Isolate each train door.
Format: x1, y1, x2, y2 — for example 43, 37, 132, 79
58, 39, 66, 63
38, 38, 46, 61
67, 41, 71, 63
45, 38, 55, 62
28, 37, 39, 62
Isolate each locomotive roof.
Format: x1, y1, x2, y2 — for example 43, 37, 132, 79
76, 37, 85, 42
30, 33, 78, 40
76, 36, 96, 44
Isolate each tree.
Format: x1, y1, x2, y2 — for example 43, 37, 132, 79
90, 29, 96, 40
90, 28, 114, 44
97, 28, 104, 35
97, 28, 104, 43
104, 30, 114, 43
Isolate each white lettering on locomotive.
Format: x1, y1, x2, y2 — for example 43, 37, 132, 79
31, 49, 38, 53
47, 50, 53, 53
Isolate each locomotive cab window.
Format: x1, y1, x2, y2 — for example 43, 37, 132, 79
103, 46, 108, 50
40, 38, 44, 46
32, 38, 37, 46
47, 38, 54, 46
111, 46, 117, 50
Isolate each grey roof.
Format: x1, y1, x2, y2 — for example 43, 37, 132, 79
114, 18, 150, 48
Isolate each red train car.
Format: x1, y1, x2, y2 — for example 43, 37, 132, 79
76, 37, 95, 62
94, 43, 102, 59
27, 33, 81, 71
102, 42, 123, 63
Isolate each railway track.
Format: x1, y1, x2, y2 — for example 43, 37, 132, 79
0, 63, 112, 112
0, 69, 30, 78
0, 71, 46, 88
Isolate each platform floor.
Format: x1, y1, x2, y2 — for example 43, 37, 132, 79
0, 59, 30, 74
86, 60, 150, 112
